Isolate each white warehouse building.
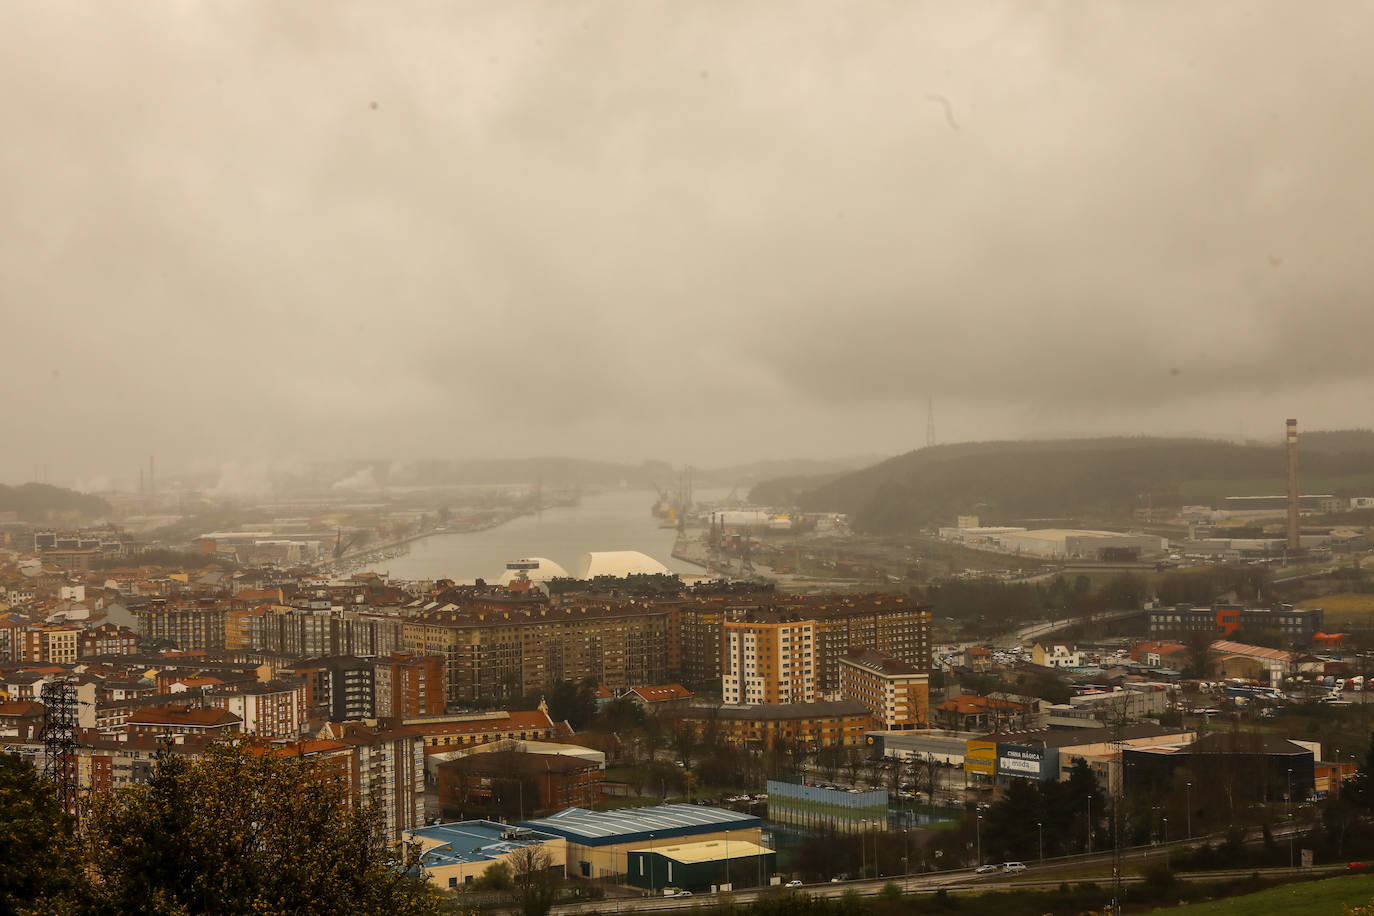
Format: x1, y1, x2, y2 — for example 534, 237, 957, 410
997, 529, 1167, 559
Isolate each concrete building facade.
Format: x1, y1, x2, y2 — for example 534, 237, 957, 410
722, 617, 815, 705
838, 650, 929, 730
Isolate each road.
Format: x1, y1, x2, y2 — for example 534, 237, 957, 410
986, 607, 1146, 649
557, 860, 1350, 913
554, 824, 1330, 913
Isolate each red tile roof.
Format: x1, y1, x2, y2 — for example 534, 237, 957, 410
937, 696, 1026, 715
630, 684, 694, 703
127, 705, 242, 728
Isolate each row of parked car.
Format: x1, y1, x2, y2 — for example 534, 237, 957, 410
974, 862, 1028, 875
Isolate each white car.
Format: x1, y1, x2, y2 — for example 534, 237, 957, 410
785, 880, 803, 888
1002, 862, 1027, 874
974, 865, 999, 875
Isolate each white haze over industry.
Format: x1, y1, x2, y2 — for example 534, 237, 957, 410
4, 1, 1374, 485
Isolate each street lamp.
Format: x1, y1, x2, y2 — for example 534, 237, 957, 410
976, 814, 983, 867
1186, 782, 1192, 839
904, 827, 911, 891
1163, 817, 1168, 846
1086, 795, 1093, 855
1037, 821, 1043, 863
1287, 768, 1295, 870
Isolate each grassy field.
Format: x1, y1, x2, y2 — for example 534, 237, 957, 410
1149, 873, 1374, 914
1299, 593, 1374, 629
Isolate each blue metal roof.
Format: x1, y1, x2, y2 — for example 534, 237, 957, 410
518, 804, 760, 847
406, 820, 560, 868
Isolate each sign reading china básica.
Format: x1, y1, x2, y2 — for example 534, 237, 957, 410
995, 743, 1058, 780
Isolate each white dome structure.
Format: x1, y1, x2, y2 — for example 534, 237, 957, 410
576, 550, 670, 579
495, 557, 569, 586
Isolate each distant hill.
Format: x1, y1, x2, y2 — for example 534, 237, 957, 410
1299, 429, 1374, 454
695, 456, 882, 488
0, 483, 112, 520
759, 436, 1374, 534
310, 456, 872, 492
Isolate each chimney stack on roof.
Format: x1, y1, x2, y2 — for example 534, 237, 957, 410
1286, 418, 1300, 552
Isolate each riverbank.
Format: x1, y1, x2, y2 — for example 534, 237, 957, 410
326, 505, 538, 573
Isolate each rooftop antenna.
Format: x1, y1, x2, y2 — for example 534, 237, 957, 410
926, 395, 936, 448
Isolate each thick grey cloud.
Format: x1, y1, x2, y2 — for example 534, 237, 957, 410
3, 1, 1372, 486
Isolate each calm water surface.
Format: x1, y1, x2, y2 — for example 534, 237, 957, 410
381, 487, 727, 582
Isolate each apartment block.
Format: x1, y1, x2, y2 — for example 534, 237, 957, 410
374, 651, 445, 718
838, 649, 929, 730
133, 599, 237, 650
1146, 603, 1324, 645
80, 622, 139, 657
666, 593, 933, 692
249, 605, 405, 657
285, 656, 377, 721
203, 680, 308, 739
685, 700, 874, 749
805, 596, 933, 692
722, 616, 816, 705
22, 625, 82, 665
316, 720, 426, 842
668, 596, 748, 686
403, 603, 669, 705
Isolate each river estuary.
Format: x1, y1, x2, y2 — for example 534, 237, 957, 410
380, 487, 728, 583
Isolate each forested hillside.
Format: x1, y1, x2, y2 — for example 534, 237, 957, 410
755, 435, 1374, 534
0, 482, 111, 520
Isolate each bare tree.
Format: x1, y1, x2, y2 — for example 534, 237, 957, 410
509, 844, 559, 916
669, 716, 698, 769
842, 748, 864, 786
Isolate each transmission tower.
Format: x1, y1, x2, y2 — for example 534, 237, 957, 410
40, 678, 81, 820
926, 395, 935, 447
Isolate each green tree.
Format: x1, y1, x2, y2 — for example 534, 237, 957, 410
0, 754, 87, 916
544, 680, 597, 730
82, 740, 443, 916
1349, 733, 1374, 811
472, 861, 513, 891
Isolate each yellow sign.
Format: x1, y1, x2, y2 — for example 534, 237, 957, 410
965, 739, 996, 777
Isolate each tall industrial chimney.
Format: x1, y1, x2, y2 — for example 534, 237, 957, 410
1286, 419, 1300, 551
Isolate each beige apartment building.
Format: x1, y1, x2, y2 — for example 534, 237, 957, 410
404, 603, 670, 705
722, 616, 816, 705
23, 624, 81, 665
838, 649, 929, 730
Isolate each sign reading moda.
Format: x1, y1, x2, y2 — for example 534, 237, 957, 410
998, 747, 1043, 775
995, 743, 1058, 781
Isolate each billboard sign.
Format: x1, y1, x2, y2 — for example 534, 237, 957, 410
996, 743, 1057, 780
